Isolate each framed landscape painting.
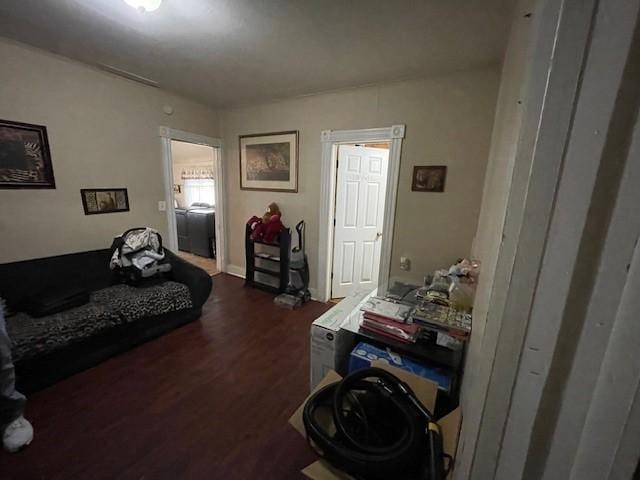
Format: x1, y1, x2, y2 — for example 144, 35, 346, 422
81, 188, 130, 215
239, 131, 298, 192
0, 119, 55, 189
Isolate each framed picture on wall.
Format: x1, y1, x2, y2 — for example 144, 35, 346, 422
239, 130, 298, 192
81, 188, 130, 215
411, 165, 447, 192
0, 119, 55, 189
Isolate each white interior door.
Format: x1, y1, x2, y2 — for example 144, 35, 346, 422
331, 145, 389, 299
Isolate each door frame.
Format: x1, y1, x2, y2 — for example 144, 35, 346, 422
159, 127, 227, 273
455, 0, 589, 476
493, 0, 640, 477
317, 125, 405, 302
455, 0, 640, 478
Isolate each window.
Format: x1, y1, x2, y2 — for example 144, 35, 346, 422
184, 179, 215, 206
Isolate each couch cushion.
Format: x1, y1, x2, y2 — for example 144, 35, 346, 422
90, 281, 193, 322
7, 303, 121, 363
0, 249, 114, 312
7, 281, 193, 364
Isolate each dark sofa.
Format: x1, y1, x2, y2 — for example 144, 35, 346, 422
0, 248, 212, 393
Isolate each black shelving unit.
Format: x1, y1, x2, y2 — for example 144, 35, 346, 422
345, 326, 464, 416
350, 326, 466, 415
245, 224, 290, 294
354, 326, 464, 370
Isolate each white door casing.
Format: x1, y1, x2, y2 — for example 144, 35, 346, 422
331, 145, 389, 298
158, 127, 226, 273
318, 125, 405, 302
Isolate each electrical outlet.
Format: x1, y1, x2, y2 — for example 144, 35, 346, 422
158, 200, 167, 212
400, 257, 411, 271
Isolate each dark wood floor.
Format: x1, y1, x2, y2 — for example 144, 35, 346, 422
0, 274, 331, 479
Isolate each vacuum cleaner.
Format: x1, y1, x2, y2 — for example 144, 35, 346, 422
303, 367, 450, 480
275, 220, 311, 308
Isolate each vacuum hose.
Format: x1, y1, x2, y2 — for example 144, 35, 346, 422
302, 367, 449, 480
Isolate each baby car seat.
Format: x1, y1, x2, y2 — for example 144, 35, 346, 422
110, 227, 172, 284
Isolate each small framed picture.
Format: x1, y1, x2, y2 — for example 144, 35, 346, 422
411, 166, 447, 192
239, 130, 298, 192
173, 184, 181, 194
81, 188, 130, 215
0, 119, 55, 189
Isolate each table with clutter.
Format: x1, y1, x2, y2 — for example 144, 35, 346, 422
310, 258, 478, 416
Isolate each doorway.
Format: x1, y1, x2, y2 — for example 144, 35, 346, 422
159, 127, 226, 277
317, 125, 405, 302
331, 143, 390, 299
170, 140, 218, 275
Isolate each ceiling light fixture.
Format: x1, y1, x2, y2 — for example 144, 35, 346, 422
123, 0, 162, 13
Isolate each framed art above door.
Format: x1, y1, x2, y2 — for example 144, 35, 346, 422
239, 130, 298, 192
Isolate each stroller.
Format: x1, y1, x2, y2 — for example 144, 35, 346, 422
275, 220, 311, 308
110, 227, 172, 284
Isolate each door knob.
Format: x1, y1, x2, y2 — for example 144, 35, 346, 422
376, 232, 382, 239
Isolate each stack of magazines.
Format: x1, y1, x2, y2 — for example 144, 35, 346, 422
360, 297, 419, 343
412, 302, 471, 339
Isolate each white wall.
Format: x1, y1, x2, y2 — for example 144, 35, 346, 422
0, 38, 500, 288
221, 69, 500, 290
0, 40, 219, 263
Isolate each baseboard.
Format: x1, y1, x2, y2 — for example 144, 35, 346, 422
225, 266, 324, 301
226, 264, 245, 279
308, 287, 321, 302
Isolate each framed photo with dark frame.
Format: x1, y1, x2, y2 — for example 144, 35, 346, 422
239, 130, 298, 192
0, 119, 55, 189
411, 165, 447, 192
81, 188, 130, 215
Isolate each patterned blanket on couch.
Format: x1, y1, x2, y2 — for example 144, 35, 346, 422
6, 281, 192, 363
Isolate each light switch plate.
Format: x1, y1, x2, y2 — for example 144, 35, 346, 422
400, 257, 411, 271
158, 200, 167, 212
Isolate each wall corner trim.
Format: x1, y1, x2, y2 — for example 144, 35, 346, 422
391, 124, 406, 138
225, 264, 246, 279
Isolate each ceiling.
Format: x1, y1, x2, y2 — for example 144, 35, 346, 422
171, 140, 214, 164
0, 0, 514, 108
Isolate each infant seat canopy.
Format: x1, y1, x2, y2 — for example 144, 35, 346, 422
110, 227, 172, 283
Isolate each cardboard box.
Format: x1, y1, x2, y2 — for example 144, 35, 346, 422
309, 290, 374, 389
290, 361, 462, 480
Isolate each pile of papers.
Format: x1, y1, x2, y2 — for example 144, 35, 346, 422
358, 294, 473, 347
360, 297, 419, 343
412, 303, 471, 339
